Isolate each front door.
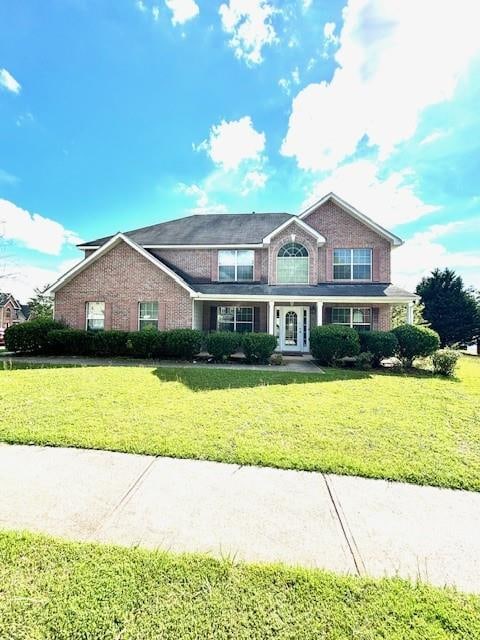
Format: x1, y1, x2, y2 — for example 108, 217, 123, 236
278, 306, 309, 352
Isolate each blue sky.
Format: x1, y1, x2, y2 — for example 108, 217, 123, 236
1, 0, 479, 300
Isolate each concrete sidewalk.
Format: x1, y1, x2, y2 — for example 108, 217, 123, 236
1, 444, 479, 593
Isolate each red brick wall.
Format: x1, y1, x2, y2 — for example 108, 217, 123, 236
303, 201, 391, 283
267, 222, 319, 285
54, 242, 192, 330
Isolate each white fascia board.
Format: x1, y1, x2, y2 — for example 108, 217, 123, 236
47, 233, 196, 297
193, 293, 417, 303
77, 243, 264, 250
262, 217, 326, 245
299, 192, 403, 247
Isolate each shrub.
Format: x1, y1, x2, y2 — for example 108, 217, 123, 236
359, 331, 399, 367
206, 332, 241, 362
355, 351, 374, 370
310, 325, 360, 365
92, 330, 130, 357
47, 329, 94, 356
269, 353, 284, 366
127, 329, 167, 359
391, 324, 440, 367
5, 318, 64, 353
432, 348, 460, 376
164, 329, 202, 360
242, 333, 278, 364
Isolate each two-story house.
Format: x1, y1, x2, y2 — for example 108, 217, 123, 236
0, 293, 29, 330
48, 193, 416, 353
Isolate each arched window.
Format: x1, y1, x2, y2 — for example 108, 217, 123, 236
277, 242, 309, 284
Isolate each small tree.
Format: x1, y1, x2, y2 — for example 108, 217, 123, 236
28, 286, 53, 320
391, 302, 428, 328
416, 268, 480, 347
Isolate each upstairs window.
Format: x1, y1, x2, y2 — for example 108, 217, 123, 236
331, 307, 371, 331
277, 242, 309, 284
218, 250, 254, 281
139, 302, 158, 330
333, 249, 372, 280
86, 302, 105, 331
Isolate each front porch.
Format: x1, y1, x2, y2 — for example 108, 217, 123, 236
192, 299, 415, 354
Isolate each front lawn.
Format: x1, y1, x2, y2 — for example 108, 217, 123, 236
1, 530, 479, 639
1, 356, 479, 490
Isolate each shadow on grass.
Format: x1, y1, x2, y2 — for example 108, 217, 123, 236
151, 366, 372, 391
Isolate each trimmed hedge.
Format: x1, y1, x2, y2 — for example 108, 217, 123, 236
206, 332, 241, 361
310, 325, 360, 365
48, 329, 94, 356
359, 331, 399, 367
391, 324, 440, 366
242, 333, 278, 364
127, 330, 166, 359
5, 319, 64, 354
164, 329, 203, 360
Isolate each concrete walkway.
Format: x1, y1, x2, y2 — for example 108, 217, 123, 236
0, 353, 322, 373
1, 444, 479, 593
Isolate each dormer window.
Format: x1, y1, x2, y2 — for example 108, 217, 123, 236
277, 242, 309, 284
218, 250, 254, 281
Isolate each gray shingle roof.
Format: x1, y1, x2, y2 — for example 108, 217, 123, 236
192, 283, 416, 298
81, 213, 293, 247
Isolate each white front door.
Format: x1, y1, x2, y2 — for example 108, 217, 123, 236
277, 306, 310, 352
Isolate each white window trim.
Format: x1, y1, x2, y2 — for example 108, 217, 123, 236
138, 301, 159, 330
331, 307, 372, 329
276, 243, 310, 285
85, 301, 105, 331
333, 248, 373, 281
218, 250, 255, 282
217, 306, 254, 332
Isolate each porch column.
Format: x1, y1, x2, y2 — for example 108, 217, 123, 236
316, 301, 323, 326
268, 300, 275, 335
407, 301, 414, 325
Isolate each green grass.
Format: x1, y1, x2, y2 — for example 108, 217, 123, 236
1, 356, 479, 490
1, 530, 479, 640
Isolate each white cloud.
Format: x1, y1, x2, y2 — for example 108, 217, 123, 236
165, 0, 199, 25
278, 67, 300, 95
0, 68, 21, 94
302, 0, 313, 10
196, 116, 266, 171
282, 0, 480, 171
241, 170, 268, 195
302, 159, 438, 227
177, 182, 228, 215
0, 199, 82, 255
419, 130, 449, 146
219, 0, 278, 65
0, 259, 81, 303
393, 223, 480, 290
322, 21, 339, 58
152, 5, 160, 20
135, 0, 147, 11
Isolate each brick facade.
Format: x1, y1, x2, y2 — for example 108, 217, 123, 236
267, 221, 319, 285
55, 242, 192, 331
303, 201, 391, 283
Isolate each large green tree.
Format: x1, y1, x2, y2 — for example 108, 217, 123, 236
416, 268, 480, 346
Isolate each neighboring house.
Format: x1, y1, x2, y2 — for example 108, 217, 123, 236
0, 293, 30, 329
48, 193, 417, 353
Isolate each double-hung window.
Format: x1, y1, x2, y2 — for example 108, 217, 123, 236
333, 249, 372, 280
218, 250, 254, 281
331, 307, 371, 331
86, 302, 105, 331
139, 302, 158, 330
217, 306, 254, 333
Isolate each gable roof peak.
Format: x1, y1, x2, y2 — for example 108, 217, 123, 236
299, 192, 403, 246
